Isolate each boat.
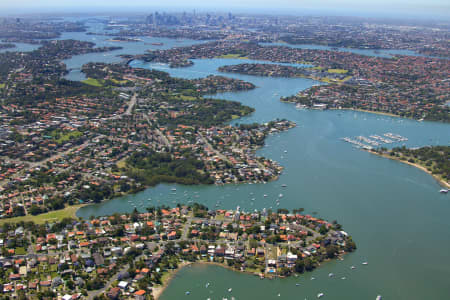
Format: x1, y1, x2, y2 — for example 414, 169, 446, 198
439, 189, 448, 194
341, 277, 346, 280
185, 291, 190, 295
376, 296, 382, 300
317, 293, 324, 298
296, 283, 300, 286
296, 103, 307, 110
281, 184, 287, 187
351, 266, 356, 269
151, 42, 164, 46
171, 188, 177, 191
264, 194, 268, 197
228, 288, 232, 292
278, 293, 281, 297
279, 193, 283, 198
362, 261, 368, 265
328, 273, 334, 277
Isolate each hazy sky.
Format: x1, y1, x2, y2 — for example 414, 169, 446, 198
1, 0, 449, 18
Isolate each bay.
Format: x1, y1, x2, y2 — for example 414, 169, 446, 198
77, 56, 450, 299
56, 22, 450, 299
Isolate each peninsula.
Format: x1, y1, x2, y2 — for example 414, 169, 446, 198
0, 204, 356, 299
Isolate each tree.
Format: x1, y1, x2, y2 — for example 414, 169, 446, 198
325, 245, 338, 259
295, 260, 305, 273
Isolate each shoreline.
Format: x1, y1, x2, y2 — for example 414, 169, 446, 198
152, 261, 193, 300
367, 150, 450, 189
337, 108, 401, 118
152, 260, 268, 300
152, 255, 348, 299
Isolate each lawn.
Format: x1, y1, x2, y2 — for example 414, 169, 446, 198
83, 78, 103, 87
0, 205, 85, 225
216, 53, 249, 59
327, 68, 348, 74
179, 95, 197, 101
15, 247, 27, 255
55, 130, 83, 144
0, 83, 5, 89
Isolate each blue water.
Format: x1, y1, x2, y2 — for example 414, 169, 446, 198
78, 53, 450, 300
260, 42, 437, 59
46, 21, 450, 299
59, 27, 206, 81
0, 42, 41, 53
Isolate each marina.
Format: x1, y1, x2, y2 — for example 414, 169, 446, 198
341, 132, 409, 149
73, 31, 450, 300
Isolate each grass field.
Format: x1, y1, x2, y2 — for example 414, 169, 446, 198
55, 130, 83, 144
0, 83, 5, 89
327, 68, 348, 74
0, 205, 85, 225
216, 53, 249, 59
83, 78, 103, 87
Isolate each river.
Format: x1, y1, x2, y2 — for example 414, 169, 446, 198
54, 23, 450, 300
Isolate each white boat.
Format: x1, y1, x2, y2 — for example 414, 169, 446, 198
279, 194, 283, 198
376, 296, 382, 300
281, 184, 287, 187
264, 194, 268, 197
185, 291, 190, 295
228, 288, 232, 292
351, 266, 356, 269
328, 273, 334, 277
171, 188, 177, 191
439, 189, 448, 193
362, 262, 368, 265
317, 293, 324, 298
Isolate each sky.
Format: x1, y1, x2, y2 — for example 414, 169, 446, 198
1, 0, 449, 19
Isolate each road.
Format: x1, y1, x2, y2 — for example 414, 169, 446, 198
198, 132, 231, 164
124, 93, 137, 116
143, 114, 171, 149
0, 137, 99, 189
87, 253, 144, 300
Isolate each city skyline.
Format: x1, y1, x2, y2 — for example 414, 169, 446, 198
1, 0, 449, 19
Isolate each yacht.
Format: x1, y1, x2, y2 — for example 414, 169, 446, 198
228, 288, 232, 292
376, 296, 382, 300
317, 293, 324, 298
439, 189, 448, 193
362, 261, 368, 265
